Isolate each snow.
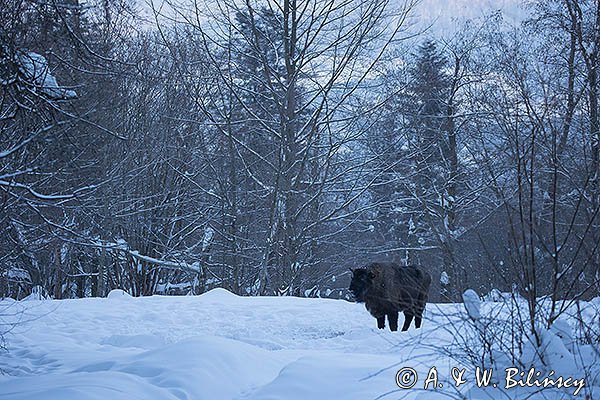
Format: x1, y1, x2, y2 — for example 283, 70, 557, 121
6, 268, 31, 281
17, 51, 77, 100
99, 240, 201, 273
483, 288, 501, 302
202, 226, 214, 251
0, 289, 598, 399
462, 289, 482, 320
106, 289, 133, 300
21, 285, 49, 301
520, 328, 578, 377
440, 271, 449, 286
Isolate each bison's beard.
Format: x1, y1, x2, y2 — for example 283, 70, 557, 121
350, 287, 367, 303
349, 268, 372, 303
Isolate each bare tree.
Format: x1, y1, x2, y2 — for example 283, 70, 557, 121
151, 0, 419, 295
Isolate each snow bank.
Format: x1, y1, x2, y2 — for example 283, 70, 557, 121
462, 289, 481, 320
21, 285, 49, 301
106, 289, 132, 300
199, 287, 240, 301
0, 291, 597, 399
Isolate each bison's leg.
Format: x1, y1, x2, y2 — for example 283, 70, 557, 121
415, 301, 426, 329
376, 316, 386, 329
387, 311, 398, 332
415, 313, 422, 329
401, 311, 414, 331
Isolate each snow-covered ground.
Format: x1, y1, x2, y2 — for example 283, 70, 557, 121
0, 289, 597, 399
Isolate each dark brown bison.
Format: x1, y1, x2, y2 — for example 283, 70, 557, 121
349, 262, 431, 332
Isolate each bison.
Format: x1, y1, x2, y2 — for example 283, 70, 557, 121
349, 262, 431, 332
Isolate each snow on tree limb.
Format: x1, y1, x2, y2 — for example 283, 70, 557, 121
98, 240, 202, 274
16, 51, 77, 100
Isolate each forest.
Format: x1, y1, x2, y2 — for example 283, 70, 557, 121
1, 0, 599, 305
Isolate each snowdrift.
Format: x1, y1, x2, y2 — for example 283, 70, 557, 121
0, 289, 597, 399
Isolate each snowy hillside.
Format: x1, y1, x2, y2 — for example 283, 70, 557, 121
0, 289, 597, 399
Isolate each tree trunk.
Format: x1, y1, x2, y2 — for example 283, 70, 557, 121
54, 247, 62, 299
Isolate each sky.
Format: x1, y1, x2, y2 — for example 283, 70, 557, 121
415, 0, 525, 33
136, 0, 526, 34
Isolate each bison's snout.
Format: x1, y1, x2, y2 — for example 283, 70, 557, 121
349, 268, 371, 303
349, 288, 364, 302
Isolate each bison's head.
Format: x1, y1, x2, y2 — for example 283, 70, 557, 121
349, 268, 375, 302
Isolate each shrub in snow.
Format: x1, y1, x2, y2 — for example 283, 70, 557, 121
550, 319, 575, 353
483, 288, 507, 302
459, 294, 598, 398
22, 285, 49, 301
304, 286, 319, 297
520, 328, 577, 378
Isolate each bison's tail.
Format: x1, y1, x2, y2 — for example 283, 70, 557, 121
418, 272, 432, 304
